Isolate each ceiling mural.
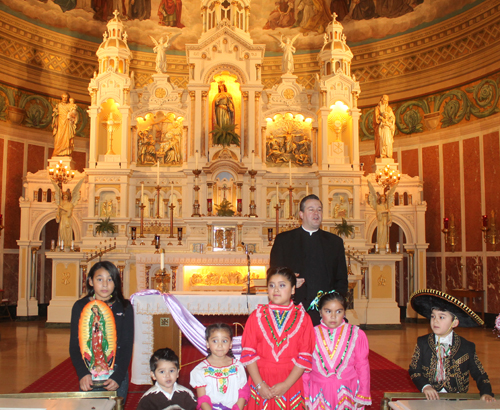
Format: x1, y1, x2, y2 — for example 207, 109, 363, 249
0, 0, 482, 52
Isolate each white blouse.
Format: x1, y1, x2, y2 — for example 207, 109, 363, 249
190, 358, 247, 408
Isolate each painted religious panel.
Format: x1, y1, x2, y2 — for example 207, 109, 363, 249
137, 112, 183, 166
265, 113, 312, 167
78, 300, 117, 386
1, 0, 472, 51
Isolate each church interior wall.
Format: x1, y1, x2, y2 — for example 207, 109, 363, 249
0, 0, 500, 318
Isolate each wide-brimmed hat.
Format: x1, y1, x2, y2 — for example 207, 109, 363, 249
410, 288, 483, 327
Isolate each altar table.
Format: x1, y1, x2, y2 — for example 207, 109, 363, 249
131, 292, 268, 385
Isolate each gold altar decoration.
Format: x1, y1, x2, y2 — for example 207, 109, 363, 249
328, 101, 350, 141
265, 113, 312, 166
136, 112, 183, 166
183, 265, 266, 291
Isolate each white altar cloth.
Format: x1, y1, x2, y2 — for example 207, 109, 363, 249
131, 292, 268, 385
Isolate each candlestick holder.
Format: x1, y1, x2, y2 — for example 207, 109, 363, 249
268, 228, 274, 246
169, 203, 176, 239
154, 234, 161, 253
442, 214, 458, 252
84, 238, 117, 263
192, 169, 201, 217
481, 211, 497, 246
139, 203, 146, 238
287, 186, 294, 219
155, 185, 162, 218
130, 227, 137, 245
154, 268, 171, 293
177, 227, 183, 246
274, 202, 281, 236
249, 170, 258, 217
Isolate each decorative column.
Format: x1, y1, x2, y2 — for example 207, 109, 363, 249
207, 224, 213, 251
192, 169, 201, 216
170, 265, 178, 291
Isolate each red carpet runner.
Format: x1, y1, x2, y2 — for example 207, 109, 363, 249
21, 345, 417, 409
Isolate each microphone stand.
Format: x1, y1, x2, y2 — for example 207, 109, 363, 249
242, 243, 255, 295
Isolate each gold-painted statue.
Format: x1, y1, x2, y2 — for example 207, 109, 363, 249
52, 93, 79, 157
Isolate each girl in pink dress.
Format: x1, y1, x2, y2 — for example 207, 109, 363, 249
303, 292, 371, 410
241, 267, 315, 410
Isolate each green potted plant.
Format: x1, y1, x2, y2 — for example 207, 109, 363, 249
94, 217, 116, 236
215, 198, 235, 216
333, 218, 354, 239
209, 123, 241, 147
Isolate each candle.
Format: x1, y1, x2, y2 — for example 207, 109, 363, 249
443, 217, 449, 229
385, 243, 390, 253
156, 161, 160, 185
51, 239, 55, 251
195, 150, 199, 169
141, 182, 144, 203
289, 160, 292, 186
375, 243, 379, 253
160, 249, 164, 270
252, 150, 255, 169
276, 183, 279, 199
396, 242, 400, 253
170, 182, 174, 203
482, 215, 488, 228
306, 183, 309, 196
71, 240, 74, 251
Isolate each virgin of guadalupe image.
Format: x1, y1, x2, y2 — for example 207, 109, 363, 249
78, 300, 117, 384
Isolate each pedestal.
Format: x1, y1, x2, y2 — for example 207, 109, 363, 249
364, 253, 403, 326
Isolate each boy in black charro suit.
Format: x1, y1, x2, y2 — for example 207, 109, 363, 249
408, 289, 495, 401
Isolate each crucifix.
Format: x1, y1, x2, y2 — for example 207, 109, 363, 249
102, 112, 121, 155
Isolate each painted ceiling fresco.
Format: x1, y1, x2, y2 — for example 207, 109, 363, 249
0, 0, 481, 52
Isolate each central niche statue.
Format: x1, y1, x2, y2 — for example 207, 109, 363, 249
210, 81, 240, 147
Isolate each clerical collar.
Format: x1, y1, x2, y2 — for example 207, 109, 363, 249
301, 226, 319, 236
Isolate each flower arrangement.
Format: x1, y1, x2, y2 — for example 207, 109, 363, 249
494, 313, 500, 338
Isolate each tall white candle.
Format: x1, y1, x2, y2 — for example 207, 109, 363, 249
170, 182, 174, 203
289, 160, 292, 186
160, 250, 164, 270
141, 182, 144, 203
195, 151, 199, 169
276, 183, 279, 199
156, 161, 160, 185
251, 150, 255, 169
306, 183, 309, 196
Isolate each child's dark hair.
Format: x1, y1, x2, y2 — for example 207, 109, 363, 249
150, 347, 179, 372
205, 323, 234, 358
318, 291, 347, 311
86, 261, 129, 308
431, 306, 457, 320
266, 266, 297, 288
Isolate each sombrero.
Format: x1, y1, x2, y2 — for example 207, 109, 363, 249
410, 288, 483, 327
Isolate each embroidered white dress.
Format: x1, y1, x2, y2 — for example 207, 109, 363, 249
190, 358, 247, 410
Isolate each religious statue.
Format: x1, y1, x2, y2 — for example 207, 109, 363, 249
270, 33, 300, 74
374, 95, 395, 158
138, 128, 157, 164
368, 181, 397, 250
213, 81, 235, 128
150, 34, 178, 74
52, 178, 85, 249
52, 93, 79, 157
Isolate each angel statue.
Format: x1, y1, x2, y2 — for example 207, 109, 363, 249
269, 33, 301, 74
368, 180, 397, 250
149, 33, 180, 74
52, 178, 85, 249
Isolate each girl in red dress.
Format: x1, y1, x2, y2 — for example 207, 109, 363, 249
241, 267, 315, 410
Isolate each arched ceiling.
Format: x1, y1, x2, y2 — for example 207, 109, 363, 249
0, 0, 498, 105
